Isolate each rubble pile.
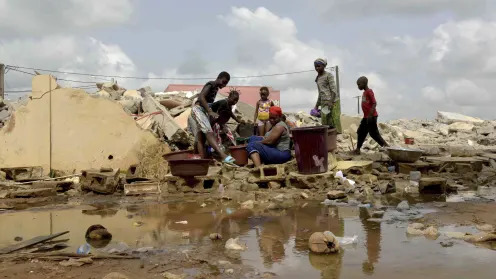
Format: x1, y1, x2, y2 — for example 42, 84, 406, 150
0, 75, 495, 208
0, 97, 13, 129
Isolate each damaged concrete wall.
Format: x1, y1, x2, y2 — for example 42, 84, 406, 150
0, 75, 160, 174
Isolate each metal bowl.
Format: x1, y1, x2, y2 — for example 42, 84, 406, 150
386, 147, 423, 163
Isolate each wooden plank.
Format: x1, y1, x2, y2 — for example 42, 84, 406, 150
0, 231, 69, 254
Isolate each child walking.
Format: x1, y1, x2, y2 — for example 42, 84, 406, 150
254, 86, 274, 136
354, 76, 389, 155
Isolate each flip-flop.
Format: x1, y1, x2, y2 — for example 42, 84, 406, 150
223, 156, 238, 167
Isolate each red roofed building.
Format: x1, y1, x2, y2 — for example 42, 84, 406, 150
164, 84, 280, 107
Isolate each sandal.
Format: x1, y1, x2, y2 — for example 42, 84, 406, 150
223, 156, 238, 167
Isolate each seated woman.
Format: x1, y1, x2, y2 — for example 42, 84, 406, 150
246, 106, 291, 167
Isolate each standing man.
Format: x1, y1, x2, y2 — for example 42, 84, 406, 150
314, 58, 342, 133
354, 76, 389, 155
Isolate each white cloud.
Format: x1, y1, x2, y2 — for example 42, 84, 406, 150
0, 36, 138, 93
0, 0, 133, 35
421, 86, 445, 103
428, 20, 496, 78
218, 7, 346, 112
445, 79, 491, 106
314, 0, 487, 19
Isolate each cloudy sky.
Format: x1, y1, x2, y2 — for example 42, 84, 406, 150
1, 0, 495, 120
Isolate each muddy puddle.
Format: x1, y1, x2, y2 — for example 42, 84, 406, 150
1, 200, 496, 278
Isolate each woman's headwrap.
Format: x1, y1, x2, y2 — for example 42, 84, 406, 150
314, 58, 327, 66
269, 106, 283, 117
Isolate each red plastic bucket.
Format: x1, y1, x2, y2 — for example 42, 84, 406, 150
229, 145, 248, 166
291, 126, 328, 174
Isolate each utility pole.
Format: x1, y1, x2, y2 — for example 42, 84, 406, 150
334, 66, 340, 99
354, 95, 361, 115
0, 63, 5, 99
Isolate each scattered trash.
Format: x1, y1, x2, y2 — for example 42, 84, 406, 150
225, 238, 247, 251
334, 171, 345, 182
181, 232, 190, 239
175, 221, 188, 225
133, 221, 144, 227
76, 243, 91, 255
225, 269, 234, 275
336, 235, 358, 245
410, 171, 421, 182
200, 203, 207, 208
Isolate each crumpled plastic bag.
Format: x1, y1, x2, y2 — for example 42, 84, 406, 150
336, 235, 358, 245
225, 238, 247, 251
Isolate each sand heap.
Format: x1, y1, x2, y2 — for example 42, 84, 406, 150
0, 75, 160, 174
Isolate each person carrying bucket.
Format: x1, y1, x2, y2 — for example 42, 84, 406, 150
313, 58, 342, 133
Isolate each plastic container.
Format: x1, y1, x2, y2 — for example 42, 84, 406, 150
229, 145, 248, 166
327, 128, 337, 152
386, 147, 423, 163
410, 171, 421, 182
168, 159, 211, 176
404, 137, 415, 145
291, 126, 328, 174
163, 150, 194, 161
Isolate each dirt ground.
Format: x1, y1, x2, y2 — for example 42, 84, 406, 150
422, 202, 496, 226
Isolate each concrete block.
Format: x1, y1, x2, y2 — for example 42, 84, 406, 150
248, 165, 286, 183
419, 177, 447, 194
80, 169, 120, 194
0, 167, 44, 182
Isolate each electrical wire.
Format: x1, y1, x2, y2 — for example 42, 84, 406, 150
6, 64, 336, 80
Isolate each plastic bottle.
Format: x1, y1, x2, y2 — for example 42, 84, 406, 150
76, 243, 91, 255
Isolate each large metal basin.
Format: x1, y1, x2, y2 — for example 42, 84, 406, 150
386, 147, 423, 163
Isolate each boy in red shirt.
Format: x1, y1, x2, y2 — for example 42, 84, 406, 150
354, 76, 389, 155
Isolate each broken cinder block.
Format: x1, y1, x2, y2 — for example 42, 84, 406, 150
0, 167, 44, 182
80, 168, 120, 194
248, 165, 286, 183
419, 177, 447, 194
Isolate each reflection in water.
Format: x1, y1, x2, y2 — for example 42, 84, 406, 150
2, 201, 496, 278
359, 207, 381, 275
